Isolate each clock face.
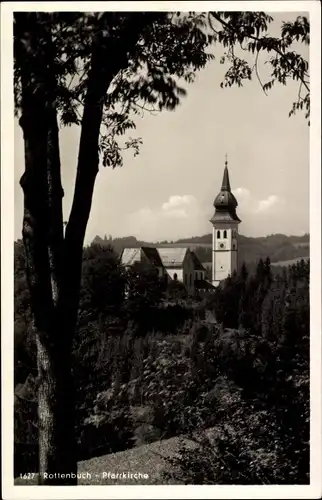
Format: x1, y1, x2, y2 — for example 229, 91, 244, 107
219, 242, 225, 249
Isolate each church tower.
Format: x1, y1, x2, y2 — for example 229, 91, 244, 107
210, 158, 241, 287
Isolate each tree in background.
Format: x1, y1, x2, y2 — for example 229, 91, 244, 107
124, 261, 164, 334
166, 275, 188, 302
13, 11, 310, 483
80, 243, 126, 321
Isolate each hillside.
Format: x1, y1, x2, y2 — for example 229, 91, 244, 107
92, 233, 310, 266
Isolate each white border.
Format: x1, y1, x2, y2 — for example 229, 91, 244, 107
1, 2, 321, 499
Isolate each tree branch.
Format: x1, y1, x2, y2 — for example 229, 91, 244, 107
210, 12, 310, 93
253, 49, 267, 96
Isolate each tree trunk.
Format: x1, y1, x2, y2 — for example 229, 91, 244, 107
16, 13, 77, 484
16, 12, 153, 485
61, 12, 152, 335
20, 108, 77, 485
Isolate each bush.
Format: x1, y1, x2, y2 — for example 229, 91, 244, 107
165, 395, 309, 484
80, 384, 134, 459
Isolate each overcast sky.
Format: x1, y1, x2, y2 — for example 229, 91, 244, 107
14, 11, 309, 244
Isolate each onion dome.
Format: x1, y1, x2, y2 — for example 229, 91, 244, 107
210, 158, 241, 223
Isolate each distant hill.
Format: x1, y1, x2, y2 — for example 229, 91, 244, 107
91, 233, 309, 267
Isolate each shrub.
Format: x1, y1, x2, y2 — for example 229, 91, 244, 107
81, 383, 134, 459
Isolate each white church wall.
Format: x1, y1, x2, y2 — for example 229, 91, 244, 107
214, 250, 233, 282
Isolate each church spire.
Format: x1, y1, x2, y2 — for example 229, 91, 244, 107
221, 154, 231, 192
211, 155, 241, 223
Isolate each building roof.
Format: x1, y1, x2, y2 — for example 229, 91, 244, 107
141, 246, 164, 267
120, 248, 141, 266
211, 160, 241, 224
156, 247, 188, 268
210, 210, 241, 223
220, 161, 231, 191
195, 279, 215, 290
190, 251, 206, 271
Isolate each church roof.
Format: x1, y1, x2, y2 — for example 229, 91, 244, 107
211, 159, 241, 223
195, 279, 215, 290
221, 163, 231, 191
141, 246, 163, 267
210, 210, 241, 223
190, 251, 206, 270
156, 247, 188, 268
120, 248, 141, 266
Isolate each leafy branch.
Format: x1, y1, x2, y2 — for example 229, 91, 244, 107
209, 12, 310, 123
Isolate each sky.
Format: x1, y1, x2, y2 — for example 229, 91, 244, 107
14, 11, 310, 244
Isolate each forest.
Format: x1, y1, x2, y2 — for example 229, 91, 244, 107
14, 240, 309, 484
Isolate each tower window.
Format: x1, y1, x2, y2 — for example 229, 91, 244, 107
223, 230, 227, 239
217, 230, 220, 239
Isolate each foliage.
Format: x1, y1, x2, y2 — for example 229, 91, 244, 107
165, 259, 309, 484
80, 383, 134, 458
80, 243, 126, 320
14, 12, 215, 168
166, 278, 188, 301
14, 12, 310, 170
207, 12, 310, 123
125, 262, 164, 307
14, 254, 309, 483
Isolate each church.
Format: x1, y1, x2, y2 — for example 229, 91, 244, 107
121, 159, 241, 293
